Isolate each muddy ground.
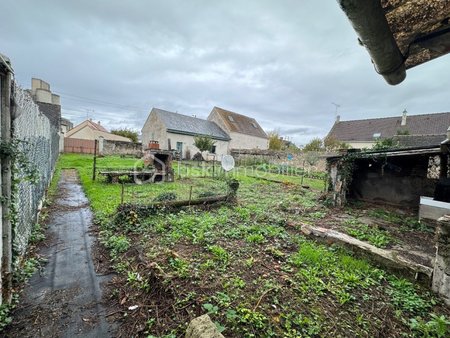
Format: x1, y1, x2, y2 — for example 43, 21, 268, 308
3, 170, 117, 338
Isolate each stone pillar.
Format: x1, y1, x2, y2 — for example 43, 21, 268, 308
433, 215, 450, 306
98, 136, 104, 155
328, 160, 346, 207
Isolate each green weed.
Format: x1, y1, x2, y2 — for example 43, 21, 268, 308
387, 277, 431, 314
409, 314, 450, 337
344, 218, 391, 248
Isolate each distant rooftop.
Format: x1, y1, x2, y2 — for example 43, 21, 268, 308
152, 108, 230, 141
328, 112, 450, 142
210, 106, 268, 139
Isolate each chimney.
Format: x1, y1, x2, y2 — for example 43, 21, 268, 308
336, 115, 341, 123
401, 109, 407, 126
97, 121, 101, 125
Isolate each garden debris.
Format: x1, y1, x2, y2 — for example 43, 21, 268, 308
115, 179, 239, 222
300, 224, 433, 284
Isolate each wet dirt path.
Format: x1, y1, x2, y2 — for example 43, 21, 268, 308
4, 170, 115, 338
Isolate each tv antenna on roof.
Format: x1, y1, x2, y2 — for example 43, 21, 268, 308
331, 102, 341, 119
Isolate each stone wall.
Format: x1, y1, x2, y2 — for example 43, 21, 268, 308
433, 215, 450, 306
100, 139, 142, 156
230, 149, 327, 172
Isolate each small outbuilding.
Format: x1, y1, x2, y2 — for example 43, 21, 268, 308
327, 143, 449, 208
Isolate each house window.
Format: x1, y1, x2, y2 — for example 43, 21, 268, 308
176, 142, 183, 154
211, 145, 216, 154
228, 115, 234, 122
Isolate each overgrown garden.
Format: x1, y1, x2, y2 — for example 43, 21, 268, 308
53, 154, 449, 337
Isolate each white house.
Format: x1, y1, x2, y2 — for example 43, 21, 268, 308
207, 106, 269, 150
141, 108, 231, 159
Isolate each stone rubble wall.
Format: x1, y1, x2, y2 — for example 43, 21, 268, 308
230, 149, 327, 172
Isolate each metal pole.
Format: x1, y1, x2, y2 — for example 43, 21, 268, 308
121, 182, 125, 205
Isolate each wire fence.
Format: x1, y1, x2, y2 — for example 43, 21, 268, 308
92, 157, 328, 206
12, 83, 59, 255
119, 177, 230, 206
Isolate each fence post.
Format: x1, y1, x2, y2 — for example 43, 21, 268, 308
189, 186, 193, 206
301, 159, 306, 185
121, 182, 125, 205
92, 139, 98, 181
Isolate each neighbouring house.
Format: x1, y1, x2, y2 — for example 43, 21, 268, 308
65, 119, 132, 142
64, 119, 132, 154
327, 111, 450, 149
337, 0, 450, 85
207, 106, 269, 151
141, 108, 230, 159
60, 117, 73, 134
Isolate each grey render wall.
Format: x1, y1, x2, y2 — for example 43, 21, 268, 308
141, 111, 167, 150
166, 131, 229, 160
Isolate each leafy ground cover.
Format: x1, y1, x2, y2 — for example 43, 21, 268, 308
58, 154, 449, 337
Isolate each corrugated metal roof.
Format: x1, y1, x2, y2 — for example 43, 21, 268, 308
152, 108, 230, 141
382, 0, 450, 69
328, 112, 450, 142
210, 106, 268, 139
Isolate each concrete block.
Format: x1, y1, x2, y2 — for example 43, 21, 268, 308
419, 196, 450, 220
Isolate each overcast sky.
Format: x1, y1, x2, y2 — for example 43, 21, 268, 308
2, 0, 449, 145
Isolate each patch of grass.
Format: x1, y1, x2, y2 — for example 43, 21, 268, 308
208, 245, 229, 265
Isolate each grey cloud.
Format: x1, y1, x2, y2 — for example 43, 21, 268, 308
2, 0, 449, 147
